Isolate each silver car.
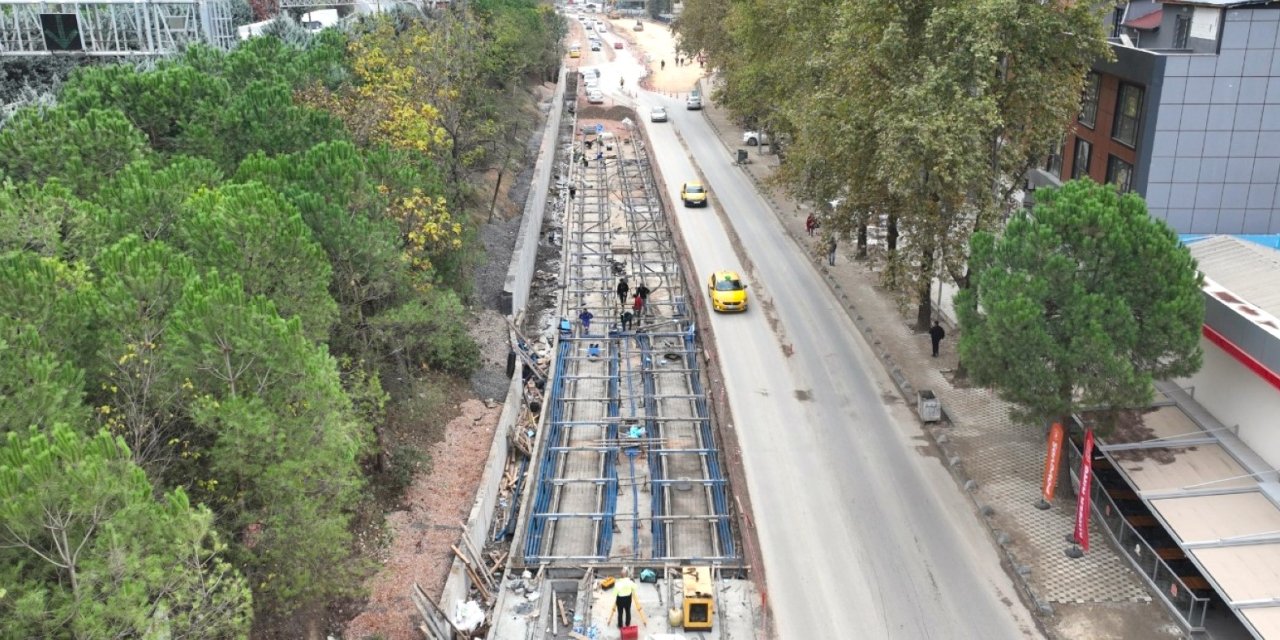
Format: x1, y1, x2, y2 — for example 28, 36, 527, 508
650, 106, 668, 122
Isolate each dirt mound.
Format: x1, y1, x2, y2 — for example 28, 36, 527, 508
577, 104, 637, 121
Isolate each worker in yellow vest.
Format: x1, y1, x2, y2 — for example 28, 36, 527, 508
614, 569, 636, 629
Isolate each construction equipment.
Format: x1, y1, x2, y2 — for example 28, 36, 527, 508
681, 566, 714, 631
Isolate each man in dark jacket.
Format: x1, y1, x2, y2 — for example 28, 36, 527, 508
616, 278, 629, 306
929, 320, 946, 358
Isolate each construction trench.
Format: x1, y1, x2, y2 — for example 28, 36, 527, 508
414, 71, 762, 639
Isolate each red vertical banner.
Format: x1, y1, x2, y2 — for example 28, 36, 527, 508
1073, 428, 1096, 553
1042, 422, 1065, 504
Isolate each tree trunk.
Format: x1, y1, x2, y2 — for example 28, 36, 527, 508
915, 248, 935, 331
856, 224, 868, 260
887, 215, 899, 252
916, 282, 933, 332
488, 166, 505, 223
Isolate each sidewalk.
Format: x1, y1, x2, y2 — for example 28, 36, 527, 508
699, 102, 1186, 640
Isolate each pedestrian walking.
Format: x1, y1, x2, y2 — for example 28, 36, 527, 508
616, 277, 630, 306
579, 308, 594, 335
632, 293, 644, 319
620, 310, 633, 332
619, 77, 625, 88
635, 282, 651, 304
614, 569, 636, 629
660, 59, 666, 70
826, 237, 838, 266
596, 149, 604, 162
582, 155, 589, 169
569, 184, 577, 200
805, 213, 818, 236
929, 320, 946, 358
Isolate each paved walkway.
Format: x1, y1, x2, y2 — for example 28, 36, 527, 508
698, 100, 1187, 639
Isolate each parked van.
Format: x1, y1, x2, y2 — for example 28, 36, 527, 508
299, 9, 339, 33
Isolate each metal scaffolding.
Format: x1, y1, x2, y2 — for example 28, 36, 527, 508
521, 119, 737, 566
0, 0, 236, 56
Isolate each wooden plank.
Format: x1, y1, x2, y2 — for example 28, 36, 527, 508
451, 545, 492, 601
411, 582, 461, 639
458, 522, 497, 590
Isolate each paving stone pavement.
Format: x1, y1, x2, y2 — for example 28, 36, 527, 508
695, 96, 1185, 639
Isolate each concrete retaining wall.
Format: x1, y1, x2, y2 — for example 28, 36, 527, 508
500, 68, 569, 315
439, 69, 565, 619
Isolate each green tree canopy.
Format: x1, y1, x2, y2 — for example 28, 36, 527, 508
87, 236, 201, 473
0, 179, 93, 259
0, 425, 252, 638
60, 63, 232, 151
955, 180, 1204, 431
0, 106, 149, 197
166, 272, 367, 612
86, 156, 224, 251
177, 182, 338, 342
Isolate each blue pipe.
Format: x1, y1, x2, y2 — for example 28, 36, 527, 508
627, 447, 640, 559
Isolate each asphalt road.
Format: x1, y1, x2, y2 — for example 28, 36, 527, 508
620, 88, 1044, 639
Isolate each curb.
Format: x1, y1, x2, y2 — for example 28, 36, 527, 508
697, 101, 1057, 626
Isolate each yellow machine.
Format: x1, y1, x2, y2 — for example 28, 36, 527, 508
681, 567, 714, 631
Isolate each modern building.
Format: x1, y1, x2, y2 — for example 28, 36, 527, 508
1041, 0, 1280, 234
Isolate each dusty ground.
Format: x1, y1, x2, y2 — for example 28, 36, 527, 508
344, 398, 501, 640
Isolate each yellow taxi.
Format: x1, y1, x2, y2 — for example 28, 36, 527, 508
707, 271, 748, 312
569, 44, 581, 58
680, 181, 707, 207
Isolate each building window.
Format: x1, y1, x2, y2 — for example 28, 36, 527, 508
1174, 14, 1191, 49
1072, 138, 1092, 179
1106, 155, 1133, 192
1046, 138, 1065, 178
1079, 73, 1100, 129
1113, 83, 1144, 148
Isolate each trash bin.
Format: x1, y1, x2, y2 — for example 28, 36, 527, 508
918, 390, 941, 423
735, 149, 748, 164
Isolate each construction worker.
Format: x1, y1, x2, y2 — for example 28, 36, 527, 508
614, 569, 636, 629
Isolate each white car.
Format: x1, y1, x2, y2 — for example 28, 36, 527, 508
686, 94, 703, 110
584, 76, 599, 89
743, 131, 769, 146
587, 90, 605, 104
650, 106, 668, 122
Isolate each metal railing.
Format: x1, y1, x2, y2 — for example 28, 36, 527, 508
1066, 437, 1210, 630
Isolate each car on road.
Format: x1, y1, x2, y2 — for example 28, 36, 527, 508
586, 90, 605, 104
569, 44, 581, 58
686, 94, 703, 110
742, 130, 769, 146
590, 41, 602, 51
680, 181, 707, 207
707, 271, 748, 312
650, 106, 667, 122
613, 41, 623, 49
